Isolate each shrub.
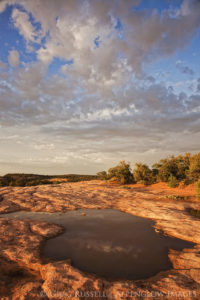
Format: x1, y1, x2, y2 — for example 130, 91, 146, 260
167, 174, 179, 188
188, 153, 200, 181
107, 161, 133, 184
153, 158, 177, 182
133, 163, 155, 185
153, 153, 190, 182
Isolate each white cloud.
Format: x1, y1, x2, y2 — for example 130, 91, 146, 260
8, 49, 20, 67
11, 7, 41, 45
8, 0, 198, 72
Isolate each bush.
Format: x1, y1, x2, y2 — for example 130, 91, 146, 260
167, 174, 179, 188
153, 154, 190, 183
196, 179, 200, 199
133, 163, 155, 185
188, 153, 200, 181
107, 161, 133, 184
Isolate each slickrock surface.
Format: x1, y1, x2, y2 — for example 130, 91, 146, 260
0, 181, 199, 299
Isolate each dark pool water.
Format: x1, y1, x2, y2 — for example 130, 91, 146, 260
0, 209, 195, 280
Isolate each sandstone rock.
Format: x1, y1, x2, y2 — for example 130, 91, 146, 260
0, 181, 199, 299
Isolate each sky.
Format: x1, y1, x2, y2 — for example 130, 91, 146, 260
0, 0, 200, 175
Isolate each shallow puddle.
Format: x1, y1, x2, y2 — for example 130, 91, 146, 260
0, 209, 195, 280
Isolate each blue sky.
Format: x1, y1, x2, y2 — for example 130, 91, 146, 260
0, 0, 200, 175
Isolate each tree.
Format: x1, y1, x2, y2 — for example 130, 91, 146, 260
153, 157, 178, 182
153, 154, 190, 182
133, 163, 155, 185
188, 152, 200, 181
172, 153, 190, 180
107, 161, 133, 184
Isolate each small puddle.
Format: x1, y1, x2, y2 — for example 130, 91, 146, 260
0, 209, 195, 280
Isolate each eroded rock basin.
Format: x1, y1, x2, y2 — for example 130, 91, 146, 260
0, 209, 195, 280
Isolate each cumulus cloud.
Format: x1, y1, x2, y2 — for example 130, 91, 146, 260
1, 59, 199, 136
0, 0, 197, 71
11, 7, 42, 46
8, 49, 20, 67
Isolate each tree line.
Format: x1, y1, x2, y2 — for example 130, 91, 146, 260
97, 152, 200, 188
0, 174, 97, 187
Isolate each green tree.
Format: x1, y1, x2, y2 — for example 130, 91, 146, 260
133, 163, 155, 185
153, 153, 190, 182
175, 153, 190, 180
188, 153, 200, 181
107, 161, 133, 184
153, 157, 178, 182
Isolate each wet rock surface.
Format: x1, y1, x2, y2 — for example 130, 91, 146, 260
0, 181, 200, 299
